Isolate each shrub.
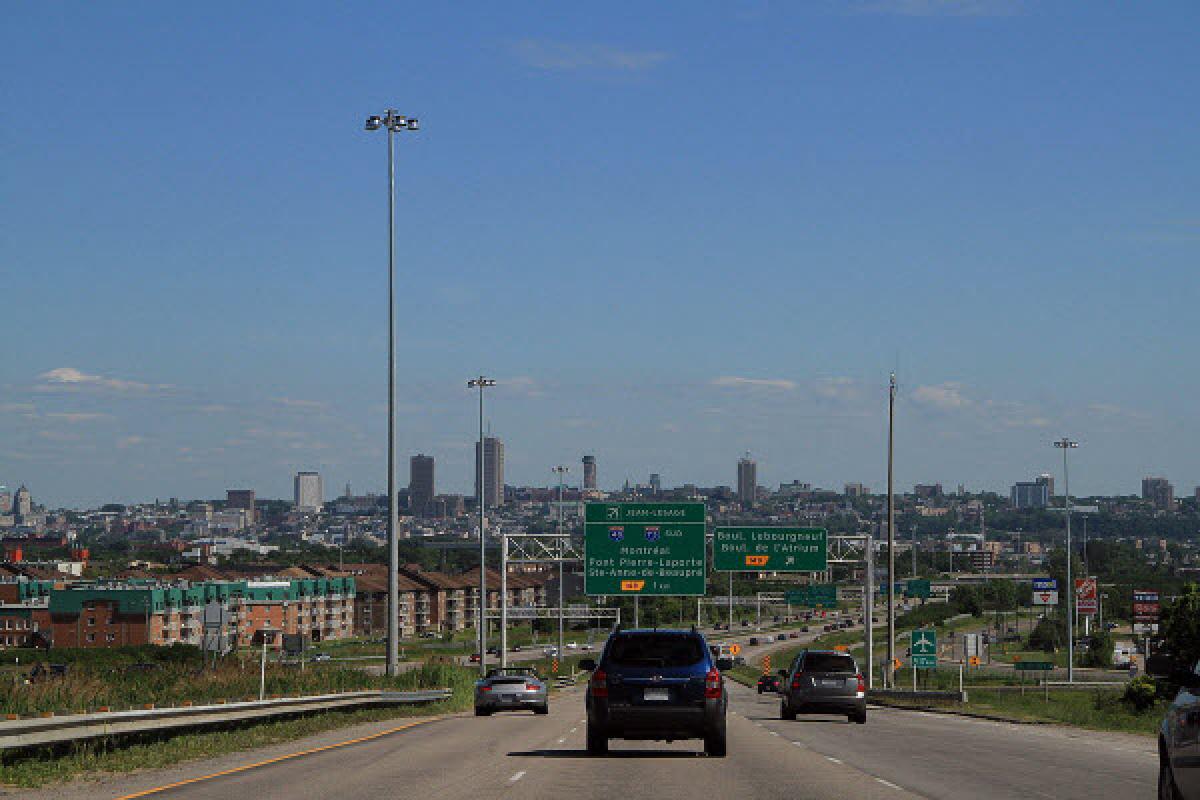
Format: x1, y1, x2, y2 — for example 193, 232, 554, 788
1121, 676, 1158, 712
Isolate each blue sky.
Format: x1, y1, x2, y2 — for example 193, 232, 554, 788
3, 1, 1197, 508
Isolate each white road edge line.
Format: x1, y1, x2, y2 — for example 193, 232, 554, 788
875, 778, 903, 790
558, 738, 566, 744
510, 771, 526, 782
826, 756, 843, 764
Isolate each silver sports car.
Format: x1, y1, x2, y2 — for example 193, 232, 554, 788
474, 667, 549, 716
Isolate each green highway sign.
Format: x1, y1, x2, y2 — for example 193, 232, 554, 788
785, 585, 839, 607
584, 502, 707, 596
713, 527, 828, 572
905, 579, 931, 599
1013, 661, 1054, 671
910, 628, 938, 669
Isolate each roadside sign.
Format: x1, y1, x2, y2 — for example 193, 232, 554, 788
1075, 577, 1098, 615
1014, 661, 1054, 671
833, 644, 849, 652
584, 502, 706, 596
761, 655, 771, 675
905, 579, 931, 600
785, 585, 838, 607
729, 643, 742, 656
911, 629, 937, 669
1132, 590, 1160, 625
1031, 578, 1059, 606
969, 656, 981, 667
892, 658, 903, 670
713, 527, 827, 572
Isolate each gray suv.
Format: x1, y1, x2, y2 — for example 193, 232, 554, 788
779, 650, 867, 724
1148, 655, 1200, 799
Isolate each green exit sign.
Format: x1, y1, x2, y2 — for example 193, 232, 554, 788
713, 527, 828, 572
584, 502, 707, 596
785, 585, 838, 607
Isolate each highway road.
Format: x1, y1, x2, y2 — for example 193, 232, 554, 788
25, 679, 1156, 800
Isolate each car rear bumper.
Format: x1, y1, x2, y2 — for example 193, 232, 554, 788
785, 692, 865, 714
476, 692, 547, 711
591, 700, 722, 739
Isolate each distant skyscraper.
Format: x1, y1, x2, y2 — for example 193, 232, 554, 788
294, 472, 323, 512
13, 486, 32, 520
1037, 473, 1055, 498
0, 487, 11, 516
226, 489, 256, 525
844, 483, 868, 498
649, 473, 662, 494
1142, 477, 1175, 511
582, 455, 597, 490
737, 456, 757, 507
1011, 480, 1049, 509
475, 437, 505, 508
409, 454, 435, 515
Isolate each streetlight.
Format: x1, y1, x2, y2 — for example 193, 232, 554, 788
552, 465, 569, 669
363, 108, 418, 678
469, 376, 496, 679
1053, 437, 1079, 683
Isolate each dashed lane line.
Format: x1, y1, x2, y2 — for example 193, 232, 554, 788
510, 771, 527, 783
875, 778, 904, 791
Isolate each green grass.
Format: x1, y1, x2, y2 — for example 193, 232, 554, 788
0, 663, 477, 789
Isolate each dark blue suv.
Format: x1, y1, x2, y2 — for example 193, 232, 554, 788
580, 628, 728, 757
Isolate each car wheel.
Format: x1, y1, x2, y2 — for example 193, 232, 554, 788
851, 710, 867, 725
535, 704, 549, 715
474, 707, 490, 717
1158, 757, 1182, 800
704, 717, 728, 758
586, 723, 608, 755
781, 701, 796, 721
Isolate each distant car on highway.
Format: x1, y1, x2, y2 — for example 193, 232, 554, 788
779, 650, 867, 725
1147, 654, 1200, 799
543, 646, 559, 657
310, 653, 331, 663
757, 674, 782, 694
474, 667, 548, 716
566, 642, 578, 650
581, 628, 729, 757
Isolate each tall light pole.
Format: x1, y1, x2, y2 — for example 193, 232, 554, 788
364, 109, 418, 677
1054, 437, 1079, 683
553, 465, 569, 667
886, 373, 896, 688
469, 376, 496, 679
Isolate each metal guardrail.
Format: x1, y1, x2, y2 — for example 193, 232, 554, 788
0, 689, 453, 750
868, 689, 968, 703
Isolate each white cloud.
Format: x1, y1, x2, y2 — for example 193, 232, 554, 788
0, 402, 36, 414
711, 376, 797, 391
500, 376, 545, 398
814, 377, 860, 401
510, 39, 670, 72
43, 412, 109, 423
276, 398, 329, 410
117, 436, 146, 449
36, 367, 167, 393
911, 382, 971, 411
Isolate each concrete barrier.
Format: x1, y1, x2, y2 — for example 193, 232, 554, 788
0, 689, 452, 750
868, 688, 968, 704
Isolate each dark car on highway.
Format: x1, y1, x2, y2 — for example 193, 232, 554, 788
581, 628, 728, 757
1148, 654, 1200, 799
474, 667, 548, 716
780, 650, 867, 725
757, 674, 782, 694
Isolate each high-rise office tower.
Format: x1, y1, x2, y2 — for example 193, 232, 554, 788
1037, 473, 1055, 498
649, 473, 662, 494
1011, 479, 1049, 509
409, 454, 435, 515
737, 456, 757, 507
13, 486, 31, 520
1142, 477, 1175, 511
0, 487, 11, 516
226, 489, 256, 525
475, 437, 505, 508
294, 472, 323, 512
582, 455, 597, 490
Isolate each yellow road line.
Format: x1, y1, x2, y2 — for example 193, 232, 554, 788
114, 718, 437, 799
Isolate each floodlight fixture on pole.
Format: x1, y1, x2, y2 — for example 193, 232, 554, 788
469, 376, 496, 679
1053, 437, 1079, 683
363, 107, 418, 678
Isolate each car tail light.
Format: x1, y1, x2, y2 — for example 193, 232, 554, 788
590, 668, 608, 698
704, 667, 722, 699
791, 672, 804, 689
479, 685, 491, 692
857, 674, 866, 693
526, 683, 539, 691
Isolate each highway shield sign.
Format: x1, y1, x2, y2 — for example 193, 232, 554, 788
713, 527, 827, 572
584, 502, 706, 596
911, 629, 937, 669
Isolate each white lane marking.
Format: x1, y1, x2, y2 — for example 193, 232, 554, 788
557, 738, 566, 744
769, 731, 780, 737
509, 771, 526, 783
876, 778, 903, 790
569, 727, 577, 733
792, 741, 806, 747
825, 756, 843, 764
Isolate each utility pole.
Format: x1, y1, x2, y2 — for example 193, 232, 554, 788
1054, 437, 1079, 683
499, 531, 508, 668
886, 373, 896, 689
911, 524, 917, 578
469, 376, 496, 679
865, 535, 874, 689
553, 465, 569, 667
363, 109, 418, 677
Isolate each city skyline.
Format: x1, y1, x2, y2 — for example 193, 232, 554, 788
3, 3, 1197, 507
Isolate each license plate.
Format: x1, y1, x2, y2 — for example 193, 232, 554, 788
499, 694, 518, 702
643, 688, 670, 701
821, 679, 843, 688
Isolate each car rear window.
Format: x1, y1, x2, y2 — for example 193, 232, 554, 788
607, 634, 706, 668
802, 654, 856, 673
